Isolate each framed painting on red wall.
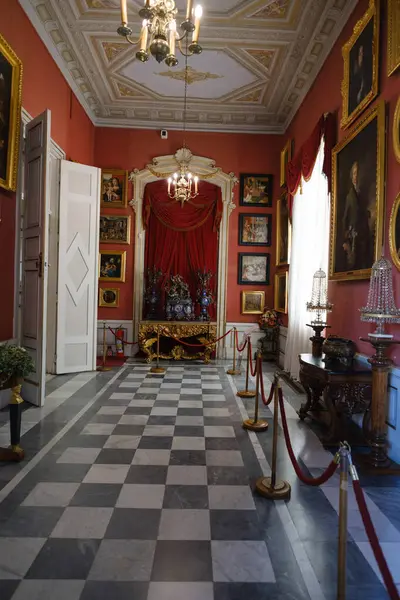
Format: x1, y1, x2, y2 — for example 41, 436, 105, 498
238, 253, 270, 285
100, 169, 128, 208
100, 215, 131, 244
239, 214, 271, 246
387, 0, 400, 76
239, 174, 273, 207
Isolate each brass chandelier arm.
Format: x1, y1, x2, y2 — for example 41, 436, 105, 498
178, 39, 195, 57
124, 34, 141, 46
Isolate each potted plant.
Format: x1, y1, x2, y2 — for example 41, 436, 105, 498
0, 344, 34, 390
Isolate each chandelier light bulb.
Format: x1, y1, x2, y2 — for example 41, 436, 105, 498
194, 5, 203, 17
173, 173, 178, 179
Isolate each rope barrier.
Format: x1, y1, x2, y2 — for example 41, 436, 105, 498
107, 327, 139, 346
248, 341, 257, 377
278, 387, 339, 485
259, 365, 275, 406
235, 329, 248, 353
351, 474, 400, 600
160, 327, 233, 348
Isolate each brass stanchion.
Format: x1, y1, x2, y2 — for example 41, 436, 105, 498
97, 322, 112, 372
243, 352, 268, 431
237, 337, 256, 398
337, 443, 349, 600
227, 327, 240, 375
255, 373, 291, 499
151, 325, 166, 374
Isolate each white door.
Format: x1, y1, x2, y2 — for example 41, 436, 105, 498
20, 110, 51, 406
56, 160, 100, 374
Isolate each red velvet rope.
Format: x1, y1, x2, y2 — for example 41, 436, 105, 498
278, 387, 339, 485
259, 363, 275, 406
161, 328, 233, 348
352, 480, 400, 600
235, 329, 248, 353
248, 341, 257, 377
107, 327, 139, 346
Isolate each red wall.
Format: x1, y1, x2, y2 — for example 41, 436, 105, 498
95, 129, 282, 323
0, 0, 95, 341
286, 0, 400, 360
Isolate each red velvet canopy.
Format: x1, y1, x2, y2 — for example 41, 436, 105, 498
286, 112, 336, 213
143, 179, 222, 319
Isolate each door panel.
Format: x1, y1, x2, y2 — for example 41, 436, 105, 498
56, 160, 100, 374
20, 110, 51, 406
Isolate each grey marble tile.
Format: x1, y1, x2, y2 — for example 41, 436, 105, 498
208, 485, 256, 510
116, 484, 165, 508
11, 580, 85, 600
0, 538, 46, 579
212, 540, 275, 582
50, 507, 113, 539
88, 539, 156, 581
147, 582, 213, 600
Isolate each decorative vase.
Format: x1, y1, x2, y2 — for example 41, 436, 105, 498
322, 335, 356, 367
146, 285, 159, 319
198, 289, 211, 321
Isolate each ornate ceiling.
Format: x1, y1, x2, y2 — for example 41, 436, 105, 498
20, 0, 357, 133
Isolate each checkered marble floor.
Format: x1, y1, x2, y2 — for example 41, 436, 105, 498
0, 363, 393, 600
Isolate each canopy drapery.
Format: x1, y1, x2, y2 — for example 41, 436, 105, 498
143, 179, 222, 319
286, 112, 336, 214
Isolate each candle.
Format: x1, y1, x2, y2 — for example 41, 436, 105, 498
120, 0, 128, 24
168, 178, 172, 194
192, 5, 202, 43
140, 20, 148, 51
194, 175, 198, 193
186, 0, 193, 20
169, 21, 176, 56
145, 0, 151, 7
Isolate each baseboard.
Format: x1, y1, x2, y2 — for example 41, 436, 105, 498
225, 323, 263, 360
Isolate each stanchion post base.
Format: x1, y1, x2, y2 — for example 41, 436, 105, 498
227, 369, 241, 375
255, 476, 291, 500
237, 390, 256, 398
97, 366, 112, 372
150, 367, 166, 374
243, 418, 269, 432
0, 446, 24, 462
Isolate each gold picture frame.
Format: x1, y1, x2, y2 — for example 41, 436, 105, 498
389, 193, 400, 272
340, 0, 379, 129
0, 33, 23, 192
388, 0, 400, 76
274, 271, 288, 314
280, 139, 292, 187
329, 101, 385, 282
241, 290, 265, 315
99, 250, 126, 282
100, 215, 131, 244
99, 287, 120, 307
276, 193, 291, 267
100, 169, 128, 209
394, 96, 400, 163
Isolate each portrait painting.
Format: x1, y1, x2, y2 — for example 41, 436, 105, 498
394, 96, 400, 163
280, 139, 293, 188
330, 102, 385, 282
100, 169, 128, 208
341, 0, 379, 129
387, 0, 400, 76
389, 193, 400, 272
99, 287, 120, 308
241, 291, 265, 315
99, 250, 126, 282
276, 193, 291, 266
239, 214, 271, 246
274, 271, 288, 314
240, 174, 273, 207
238, 253, 270, 285
0, 34, 22, 192
100, 215, 131, 244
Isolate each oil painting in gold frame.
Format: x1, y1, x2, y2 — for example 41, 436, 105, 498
387, 0, 400, 76
340, 0, 379, 129
329, 101, 385, 282
274, 271, 288, 314
0, 33, 23, 192
280, 139, 292, 187
394, 96, 400, 163
100, 169, 128, 209
241, 290, 265, 315
99, 287, 120, 308
99, 250, 126, 282
276, 193, 291, 267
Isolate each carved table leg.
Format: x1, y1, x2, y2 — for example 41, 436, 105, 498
298, 372, 325, 421
0, 384, 25, 462
322, 385, 341, 443
298, 382, 313, 420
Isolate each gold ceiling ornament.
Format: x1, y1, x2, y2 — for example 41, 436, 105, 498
157, 65, 222, 85
118, 0, 203, 67
102, 41, 128, 62
236, 89, 262, 103
244, 49, 275, 70
251, 0, 289, 19
117, 82, 145, 97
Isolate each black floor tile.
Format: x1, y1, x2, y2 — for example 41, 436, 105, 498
80, 581, 149, 600
113, 425, 145, 436
95, 449, 136, 465
174, 426, 205, 437
147, 416, 177, 426
70, 483, 122, 507
177, 408, 204, 416
0, 507, 64, 538
105, 508, 161, 539
0, 580, 19, 600
151, 540, 212, 581
126, 465, 168, 484
205, 438, 239, 450
210, 510, 263, 540
25, 463, 90, 483
207, 466, 249, 486
214, 582, 309, 600
138, 436, 173, 449
169, 450, 206, 466
125, 407, 152, 415
26, 538, 100, 579
163, 485, 209, 509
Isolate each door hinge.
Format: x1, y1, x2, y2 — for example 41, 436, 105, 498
36, 252, 43, 277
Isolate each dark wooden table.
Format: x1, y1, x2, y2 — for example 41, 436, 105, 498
298, 353, 372, 443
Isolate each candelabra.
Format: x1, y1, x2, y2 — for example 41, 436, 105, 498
306, 269, 333, 357
118, 0, 203, 66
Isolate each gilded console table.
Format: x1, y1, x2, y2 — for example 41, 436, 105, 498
139, 321, 217, 363
298, 353, 372, 443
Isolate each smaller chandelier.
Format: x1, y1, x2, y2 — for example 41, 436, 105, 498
118, 0, 203, 66
360, 256, 400, 338
168, 168, 198, 207
306, 269, 333, 325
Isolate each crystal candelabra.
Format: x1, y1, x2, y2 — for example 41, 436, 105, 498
306, 269, 333, 357
118, 0, 203, 66
168, 168, 198, 206
360, 256, 400, 337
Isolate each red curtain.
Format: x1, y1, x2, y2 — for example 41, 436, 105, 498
286, 112, 336, 214
143, 179, 222, 319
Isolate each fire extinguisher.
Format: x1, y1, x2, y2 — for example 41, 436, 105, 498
115, 326, 125, 357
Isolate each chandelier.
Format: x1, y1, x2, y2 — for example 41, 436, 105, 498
118, 0, 203, 66
167, 44, 199, 206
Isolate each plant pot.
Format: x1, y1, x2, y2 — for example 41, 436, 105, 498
322, 336, 356, 368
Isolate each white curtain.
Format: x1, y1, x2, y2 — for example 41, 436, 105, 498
284, 140, 330, 380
